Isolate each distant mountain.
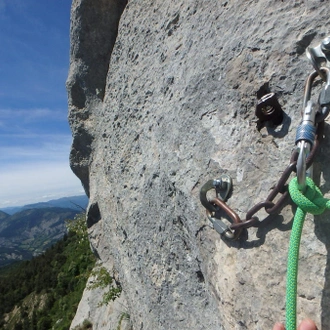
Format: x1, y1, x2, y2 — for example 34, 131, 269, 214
1, 195, 88, 215
0, 211, 10, 233
0, 207, 80, 267
0, 211, 9, 221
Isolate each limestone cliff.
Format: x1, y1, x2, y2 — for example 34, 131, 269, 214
67, 1, 330, 329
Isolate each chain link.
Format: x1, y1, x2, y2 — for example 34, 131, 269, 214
231, 121, 324, 232
200, 71, 327, 239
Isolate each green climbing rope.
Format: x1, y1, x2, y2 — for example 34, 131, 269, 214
286, 176, 330, 330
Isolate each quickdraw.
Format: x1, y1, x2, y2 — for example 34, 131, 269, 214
200, 37, 330, 241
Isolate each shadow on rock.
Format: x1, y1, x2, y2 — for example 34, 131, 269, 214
237, 213, 293, 249
314, 122, 330, 328
314, 217, 330, 328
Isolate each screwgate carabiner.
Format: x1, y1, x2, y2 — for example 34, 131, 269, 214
296, 68, 330, 191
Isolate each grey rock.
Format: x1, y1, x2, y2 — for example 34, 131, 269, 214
70, 261, 132, 330
68, 0, 330, 329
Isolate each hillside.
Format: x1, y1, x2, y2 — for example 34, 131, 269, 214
0, 211, 9, 222
0, 213, 96, 330
0, 207, 78, 267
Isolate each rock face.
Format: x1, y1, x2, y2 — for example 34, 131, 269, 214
70, 262, 131, 330
67, 1, 330, 329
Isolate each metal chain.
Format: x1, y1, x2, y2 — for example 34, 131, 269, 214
200, 122, 323, 237
233, 120, 324, 232
200, 40, 330, 239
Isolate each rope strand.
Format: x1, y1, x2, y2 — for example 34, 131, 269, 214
286, 177, 330, 329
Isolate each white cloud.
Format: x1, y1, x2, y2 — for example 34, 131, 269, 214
0, 134, 72, 161
0, 1, 77, 208
0, 160, 84, 208
0, 107, 66, 123
0, 132, 84, 208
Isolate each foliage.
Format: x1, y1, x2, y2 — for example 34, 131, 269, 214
72, 319, 93, 330
87, 266, 122, 306
0, 213, 96, 330
116, 312, 130, 330
65, 213, 89, 242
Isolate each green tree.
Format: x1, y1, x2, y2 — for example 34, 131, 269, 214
0, 213, 96, 330
88, 266, 122, 306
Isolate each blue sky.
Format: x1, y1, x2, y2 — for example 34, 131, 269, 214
0, 0, 84, 208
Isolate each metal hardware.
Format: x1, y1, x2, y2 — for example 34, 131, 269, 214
242, 122, 323, 226
321, 36, 330, 53
199, 125, 324, 239
213, 174, 232, 202
199, 38, 329, 240
200, 175, 242, 239
316, 106, 330, 123
302, 70, 321, 110
296, 101, 316, 191
296, 140, 310, 191
209, 197, 242, 239
199, 175, 232, 213
295, 68, 324, 191
206, 210, 235, 239
295, 67, 330, 190
306, 36, 330, 81
210, 197, 241, 225
200, 180, 218, 213
316, 67, 330, 123
230, 217, 259, 230
245, 200, 275, 222
255, 93, 284, 130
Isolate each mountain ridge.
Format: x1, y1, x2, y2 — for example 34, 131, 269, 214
0, 207, 82, 267
0, 194, 88, 215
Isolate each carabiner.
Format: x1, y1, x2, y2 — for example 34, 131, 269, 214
209, 197, 242, 239
295, 68, 330, 190
302, 70, 323, 110
296, 99, 316, 191
295, 69, 321, 191
204, 198, 242, 239
200, 175, 242, 239
296, 140, 310, 191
